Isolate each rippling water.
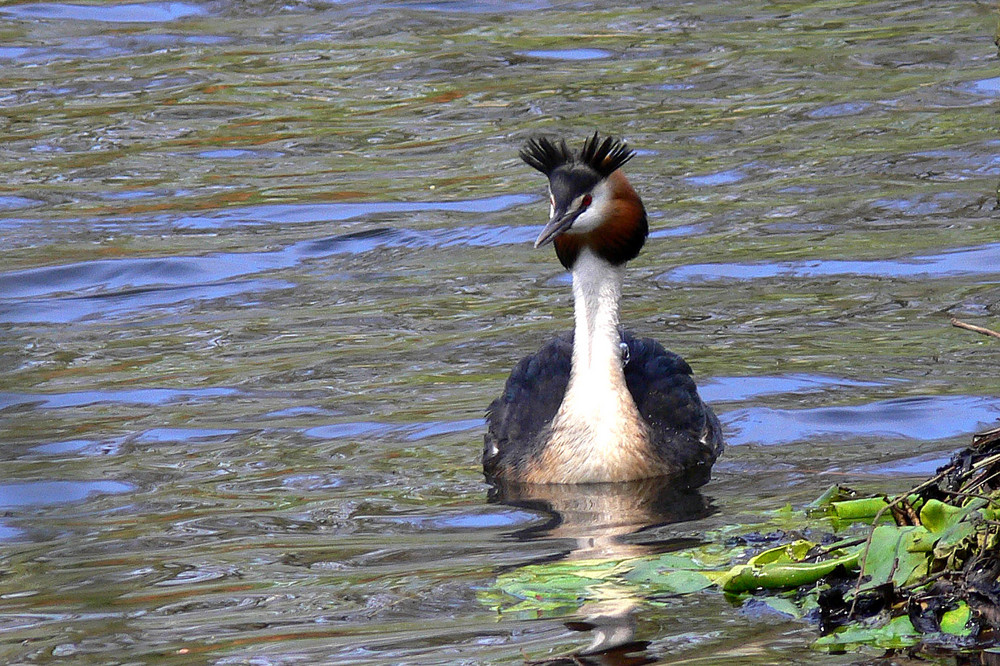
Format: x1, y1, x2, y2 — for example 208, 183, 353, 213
1, 0, 998, 663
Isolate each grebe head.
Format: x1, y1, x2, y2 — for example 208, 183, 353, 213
520, 132, 648, 269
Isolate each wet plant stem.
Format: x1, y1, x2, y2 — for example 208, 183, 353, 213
899, 570, 952, 594
804, 537, 866, 562
938, 488, 1000, 507
965, 467, 1000, 495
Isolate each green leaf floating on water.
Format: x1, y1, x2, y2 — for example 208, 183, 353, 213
747, 540, 815, 565
761, 596, 803, 619
481, 558, 627, 613
919, 497, 985, 559
814, 615, 922, 649
830, 497, 888, 521
940, 601, 973, 636
806, 484, 843, 509
862, 525, 930, 588
712, 540, 859, 593
920, 499, 967, 533
624, 553, 708, 580
643, 569, 714, 594
717, 551, 859, 593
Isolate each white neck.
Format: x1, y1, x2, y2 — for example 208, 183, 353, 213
532, 248, 652, 483
568, 248, 625, 383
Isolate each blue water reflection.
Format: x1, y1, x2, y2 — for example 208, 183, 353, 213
684, 169, 746, 186
0, 2, 207, 22
520, 49, 611, 60
0, 480, 134, 509
722, 395, 1000, 447
661, 243, 1000, 282
0, 387, 238, 410
700, 373, 888, 403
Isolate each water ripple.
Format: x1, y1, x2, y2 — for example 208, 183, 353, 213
0, 387, 238, 411
700, 373, 889, 403
0, 279, 293, 324
864, 453, 951, 477
684, 169, 746, 186
806, 102, 872, 119
304, 418, 484, 441
721, 395, 1000, 447
377, 508, 541, 530
660, 243, 1000, 282
0, 221, 550, 324
967, 76, 1000, 96
136, 428, 241, 443
172, 194, 534, 229
0, 2, 208, 22
519, 49, 611, 60
0, 480, 134, 509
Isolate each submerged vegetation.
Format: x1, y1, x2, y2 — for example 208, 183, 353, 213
483, 428, 1000, 660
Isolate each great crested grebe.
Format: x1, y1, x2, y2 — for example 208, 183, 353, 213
484, 132, 724, 485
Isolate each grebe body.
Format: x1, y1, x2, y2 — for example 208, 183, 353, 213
484, 133, 723, 485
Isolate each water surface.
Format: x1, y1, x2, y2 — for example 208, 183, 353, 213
1, 0, 998, 663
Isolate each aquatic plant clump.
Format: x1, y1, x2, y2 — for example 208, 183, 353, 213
812, 425, 1000, 652
481, 427, 1000, 657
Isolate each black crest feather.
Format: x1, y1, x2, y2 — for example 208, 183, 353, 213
519, 136, 572, 176
519, 131, 635, 177
580, 131, 635, 176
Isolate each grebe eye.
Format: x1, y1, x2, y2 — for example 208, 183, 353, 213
581, 194, 592, 209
